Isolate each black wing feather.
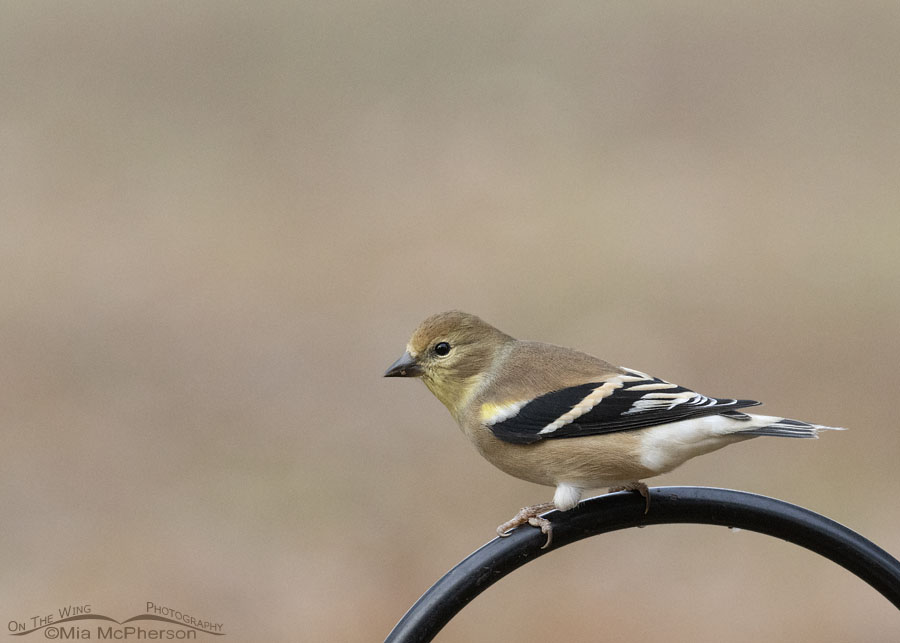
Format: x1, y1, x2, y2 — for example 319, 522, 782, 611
489, 378, 761, 445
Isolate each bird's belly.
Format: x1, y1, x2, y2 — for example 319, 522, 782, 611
473, 430, 657, 489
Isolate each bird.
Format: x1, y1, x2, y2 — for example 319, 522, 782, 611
384, 311, 844, 548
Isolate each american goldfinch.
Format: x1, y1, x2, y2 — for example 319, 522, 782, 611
385, 311, 844, 548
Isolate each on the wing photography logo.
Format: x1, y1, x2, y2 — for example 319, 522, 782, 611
7, 602, 224, 640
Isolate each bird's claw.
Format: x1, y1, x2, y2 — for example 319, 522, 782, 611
609, 482, 651, 514
527, 515, 553, 549
496, 503, 556, 548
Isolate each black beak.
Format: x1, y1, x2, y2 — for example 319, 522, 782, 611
384, 351, 423, 377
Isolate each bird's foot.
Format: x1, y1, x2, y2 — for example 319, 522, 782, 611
496, 502, 557, 549
609, 481, 650, 514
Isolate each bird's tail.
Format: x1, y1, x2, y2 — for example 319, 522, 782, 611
733, 415, 846, 439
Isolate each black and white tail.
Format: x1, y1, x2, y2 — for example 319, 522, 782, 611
733, 415, 846, 439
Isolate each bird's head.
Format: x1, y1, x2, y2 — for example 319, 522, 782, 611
384, 311, 512, 412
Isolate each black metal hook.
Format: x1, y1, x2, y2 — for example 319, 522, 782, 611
386, 486, 900, 642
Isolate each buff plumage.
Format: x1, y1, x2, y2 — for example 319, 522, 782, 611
385, 311, 843, 547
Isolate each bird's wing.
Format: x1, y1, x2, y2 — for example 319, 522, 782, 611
485, 370, 761, 445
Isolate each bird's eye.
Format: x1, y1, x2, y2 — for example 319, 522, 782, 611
433, 342, 451, 356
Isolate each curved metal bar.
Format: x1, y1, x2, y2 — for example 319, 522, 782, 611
385, 486, 900, 642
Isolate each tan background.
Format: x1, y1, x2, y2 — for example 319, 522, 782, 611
3, 2, 900, 641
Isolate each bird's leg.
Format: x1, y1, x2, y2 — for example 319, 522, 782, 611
496, 502, 557, 549
609, 481, 650, 514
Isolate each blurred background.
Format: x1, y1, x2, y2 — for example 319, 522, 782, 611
2, 2, 899, 641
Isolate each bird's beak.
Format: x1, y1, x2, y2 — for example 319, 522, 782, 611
384, 351, 423, 378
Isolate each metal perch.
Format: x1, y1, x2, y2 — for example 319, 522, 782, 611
386, 486, 900, 642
